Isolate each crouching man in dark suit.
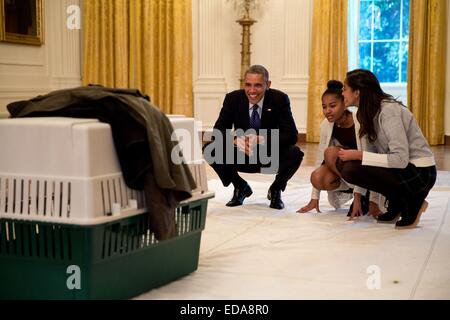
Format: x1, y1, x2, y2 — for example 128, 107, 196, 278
203, 65, 304, 209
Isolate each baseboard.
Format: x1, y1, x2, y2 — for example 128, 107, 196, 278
297, 133, 306, 143
0, 112, 10, 119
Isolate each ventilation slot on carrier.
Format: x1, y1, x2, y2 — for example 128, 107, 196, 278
0, 178, 72, 219
100, 177, 146, 216
0, 220, 72, 261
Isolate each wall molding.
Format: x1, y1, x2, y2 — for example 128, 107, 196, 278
279, 76, 309, 94
50, 76, 82, 90
0, 0, 81, 112
0, 59, 44, 67
194, 78, 228, 93
192, 0, 312, 132
282, 0, 311, 77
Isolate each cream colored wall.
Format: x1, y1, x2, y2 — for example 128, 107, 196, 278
192, 0, 312, 133
0, 0, 81, 115
445, 1, 450, 137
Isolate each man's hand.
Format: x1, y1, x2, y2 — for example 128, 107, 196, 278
234, 136, 247, 153
297, 199, 321, 213
338, 149, 363, 162
247, 134, 265, 148
234, 134, 265, 156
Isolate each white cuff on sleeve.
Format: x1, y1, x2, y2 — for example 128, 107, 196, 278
362, 151, 389, 167
311, 187, 320, 200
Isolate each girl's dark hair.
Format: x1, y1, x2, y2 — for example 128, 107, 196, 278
322, 80, 344, 100
345, 69, 395, 142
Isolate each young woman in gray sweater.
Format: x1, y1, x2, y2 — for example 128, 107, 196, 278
335, 69, 436, 229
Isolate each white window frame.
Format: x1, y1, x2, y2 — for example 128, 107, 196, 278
348, 0, 408, 105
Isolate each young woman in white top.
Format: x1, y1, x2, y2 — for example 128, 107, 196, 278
298, 80, 382, 217
336, 69, 436, 229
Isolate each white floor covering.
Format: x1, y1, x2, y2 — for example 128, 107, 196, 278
136, 167, 450, 300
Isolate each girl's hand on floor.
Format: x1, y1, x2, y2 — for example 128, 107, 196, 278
297, 199, 321, 213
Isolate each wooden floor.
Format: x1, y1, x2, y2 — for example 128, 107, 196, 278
297, 142, 450, 171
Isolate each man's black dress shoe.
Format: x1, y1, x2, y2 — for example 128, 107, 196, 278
267, 188, 284, 210
226, 184, 253, 207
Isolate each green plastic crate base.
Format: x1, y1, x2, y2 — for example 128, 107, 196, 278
0, 194, 213, 300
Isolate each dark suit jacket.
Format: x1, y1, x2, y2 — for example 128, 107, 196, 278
213, 88, 298, 149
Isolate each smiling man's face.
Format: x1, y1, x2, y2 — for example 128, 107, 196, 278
244, 73, 271, 105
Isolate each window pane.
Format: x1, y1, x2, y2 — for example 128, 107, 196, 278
374, 0, 401, 40
401, 41, 408, 82
359, 0, 372, 40
353, 0, 409, 84
373, 42, 399, 82
358, 42, 372, 70
402, 0, 410, 39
